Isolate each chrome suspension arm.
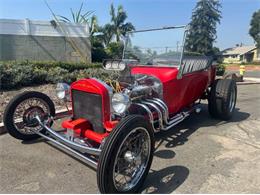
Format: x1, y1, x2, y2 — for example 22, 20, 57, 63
35, 116, 101, 156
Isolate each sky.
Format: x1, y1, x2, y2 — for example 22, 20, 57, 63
0, 0, 259, 50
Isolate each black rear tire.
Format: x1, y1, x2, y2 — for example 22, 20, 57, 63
97, 115, 154, 193
208, 79, 237, 120
3, 91, 55, 140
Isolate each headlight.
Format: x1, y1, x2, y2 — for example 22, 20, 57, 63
112, 93, 130, 114
56, 83, 70, 101
103, 60, 126, 71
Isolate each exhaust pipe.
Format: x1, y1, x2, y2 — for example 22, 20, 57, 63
136, 99, 191, 132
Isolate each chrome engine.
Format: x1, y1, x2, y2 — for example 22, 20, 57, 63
106, 73, 193, 133
119, 74, 163, 100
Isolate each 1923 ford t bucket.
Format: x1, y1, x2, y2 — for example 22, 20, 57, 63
4, 26, 237, 193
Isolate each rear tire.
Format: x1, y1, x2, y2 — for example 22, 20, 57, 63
3, 91, 55, 140
208, 79, 237, 120
97, 115, 154, 193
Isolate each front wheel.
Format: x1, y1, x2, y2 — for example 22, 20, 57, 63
97, 115, 155, 193
3, 91, 55, 140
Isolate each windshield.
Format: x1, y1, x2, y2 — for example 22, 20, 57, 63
123, 26, 187, 67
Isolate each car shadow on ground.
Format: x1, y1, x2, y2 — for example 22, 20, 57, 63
141, 165, 189, 194
155, 104, 250, 149
22, 139, 98, 172
141, 103, 250, 194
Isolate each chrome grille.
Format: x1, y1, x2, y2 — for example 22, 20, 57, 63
72, 90, 104, 133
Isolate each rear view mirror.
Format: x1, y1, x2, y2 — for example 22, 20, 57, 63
103, 60, 126, 71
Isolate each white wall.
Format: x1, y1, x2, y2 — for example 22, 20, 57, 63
0, 19, 89, 37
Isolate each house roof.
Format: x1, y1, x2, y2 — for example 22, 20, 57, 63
221, 45, 256, 56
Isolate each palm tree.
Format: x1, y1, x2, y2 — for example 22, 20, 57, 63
109, 4, 135, 42
89, 15, 99, 36
99, 24, 114, 46
57, 2, 94, 24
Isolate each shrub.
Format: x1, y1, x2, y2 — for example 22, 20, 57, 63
0, 63, 36, 89
216, 64, 226, 76
31, 61, 102, 71
32, 68, 48, 84
45, 67, 70, 83
0, 63, 17, 89
77, 69, 120, 81
0, 61, 102, 90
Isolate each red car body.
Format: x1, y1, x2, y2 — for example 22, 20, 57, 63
4, 25, 237, 194
62, 64, 216, 143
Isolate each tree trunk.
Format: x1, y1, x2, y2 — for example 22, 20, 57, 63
116, 33, 120, 42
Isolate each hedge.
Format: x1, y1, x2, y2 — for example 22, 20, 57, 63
0, 60, 228, 90
0, 61, 119, 90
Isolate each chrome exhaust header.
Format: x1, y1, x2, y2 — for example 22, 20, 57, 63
134, 98, 191, 132
133, 103, 160, 132
142, 101, 164, 129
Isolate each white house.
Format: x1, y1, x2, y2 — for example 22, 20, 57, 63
221, 45, 260, 64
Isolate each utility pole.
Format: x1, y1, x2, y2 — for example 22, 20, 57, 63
176, 41, 180, 52
165, 47, 168, 53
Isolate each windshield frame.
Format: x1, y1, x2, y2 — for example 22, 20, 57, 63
123, 25, 189, 69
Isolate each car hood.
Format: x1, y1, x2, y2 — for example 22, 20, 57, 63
131, 66, 179, 83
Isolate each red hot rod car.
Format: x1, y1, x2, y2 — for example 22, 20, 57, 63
4, 26, 237, 193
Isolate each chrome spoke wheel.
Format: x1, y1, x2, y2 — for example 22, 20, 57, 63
112, 127, 151, 191
13, 97, 51, 134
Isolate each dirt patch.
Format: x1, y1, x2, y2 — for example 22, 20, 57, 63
0, 84, 67, 123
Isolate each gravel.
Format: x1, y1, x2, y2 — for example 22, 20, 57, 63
0, 84, 67, 123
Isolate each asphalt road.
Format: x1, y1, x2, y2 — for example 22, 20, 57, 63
1, 84, 260, 193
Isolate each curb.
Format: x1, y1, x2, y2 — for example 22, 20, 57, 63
237, 82, 260, 85
217, 76, 260, 85
0, 123, 6, 134
243, 77, 260, 82
0, 109, 70, 135
237, 77, 260, 85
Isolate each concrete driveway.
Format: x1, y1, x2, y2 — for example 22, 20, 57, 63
0, 84, 260, 193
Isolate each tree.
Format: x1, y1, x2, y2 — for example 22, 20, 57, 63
185, 0, 221, 55
109, 4, 135, 42
89, 15, 99, 36
249, 9, 260, 48
91, 39, 109, 62
58, 2, 93, 24
105, 42, 124, 59
100, 24, 115, 47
